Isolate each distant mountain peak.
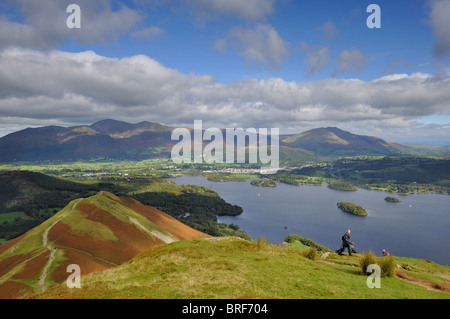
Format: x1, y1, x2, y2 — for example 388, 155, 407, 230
281, 126, 405, 156
0, 121, 410, 162
91, 119, 129, 126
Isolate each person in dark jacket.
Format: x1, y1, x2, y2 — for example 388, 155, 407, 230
337, 229, 354, 256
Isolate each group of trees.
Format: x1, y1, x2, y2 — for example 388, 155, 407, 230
284, 234, 330, 252
327, 181, 357, 191
264, 172, 322, 186
131, 187, 246, 238
0, 218, 43, 240
250, 179, 277, 187
206, 173, 247, 182
337, 202, 368, 216
0, 171, 121, 240
384, 196, 401, 203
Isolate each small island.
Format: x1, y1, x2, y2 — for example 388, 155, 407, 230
384, 196, 401, 203
250, 179, 277, 187
337, 202, 368, 216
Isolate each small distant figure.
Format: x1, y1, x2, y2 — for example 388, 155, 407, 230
382, 249, 390, 257
337, 229, 355, 256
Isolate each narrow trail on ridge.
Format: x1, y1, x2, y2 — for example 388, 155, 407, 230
38, 199, 82, 292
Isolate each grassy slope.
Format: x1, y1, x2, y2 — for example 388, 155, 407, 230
33, 237, 449, 299
0, 192, 207, 298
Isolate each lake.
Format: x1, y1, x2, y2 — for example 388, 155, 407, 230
170, 176, 450, 265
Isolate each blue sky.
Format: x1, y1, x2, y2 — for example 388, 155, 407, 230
60, 0, 436, 82
0, 0, 449, 144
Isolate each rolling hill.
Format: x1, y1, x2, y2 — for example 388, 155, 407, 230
280, 127, 407, 156
0, 191, 207, 298
32, 237, 450, 299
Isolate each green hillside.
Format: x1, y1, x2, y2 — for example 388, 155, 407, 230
32, 237, 449, 299
0, 191, 206, 298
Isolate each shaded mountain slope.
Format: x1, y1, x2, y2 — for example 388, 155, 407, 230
0, 120, 415, 162
0, 170, 110, 213
0, 119, 174, 161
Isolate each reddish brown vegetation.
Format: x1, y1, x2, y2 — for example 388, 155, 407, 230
11, 251, 49, 280
121, 197, 207, 240
0, 193, 207, 299
0, 281, 30, 299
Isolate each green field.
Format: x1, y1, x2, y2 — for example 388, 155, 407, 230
0, 211, 30, 224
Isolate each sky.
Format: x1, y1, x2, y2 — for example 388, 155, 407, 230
0, 0, 449, 144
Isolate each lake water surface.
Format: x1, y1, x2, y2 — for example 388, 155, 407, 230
170, 176, 450, 265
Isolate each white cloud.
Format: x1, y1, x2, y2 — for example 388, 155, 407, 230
430, 0, 450, 57
298, 42, 330, 75
333, 49, 368, 76
215, 24, 289, 70
1, 48, 450, 144
0, 0, 143, 50
153, 0, 275, 21
132, 27, 166, 41
212, 39, 227, 53
318, 21, 337, 40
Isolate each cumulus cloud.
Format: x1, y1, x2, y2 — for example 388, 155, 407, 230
132, 26, 166, 41
0, 0, 143, 50
212, 38, 227, 53
318, 21, 337, 40
148, 0, 275, 21
0, 48, 450, 144
429, 0, 450, 57
333, 49, 368, 76
298, 42, 330, 75
214, 24, 289, 70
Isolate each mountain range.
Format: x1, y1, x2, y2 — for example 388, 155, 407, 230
0, 119, 423, 163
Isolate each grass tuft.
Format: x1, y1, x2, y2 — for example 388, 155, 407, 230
305, 247, 318, 261
379, 256, 397, 278
360, 250, 377, 274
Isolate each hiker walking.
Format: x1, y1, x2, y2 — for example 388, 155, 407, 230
337, 229, 354, 256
